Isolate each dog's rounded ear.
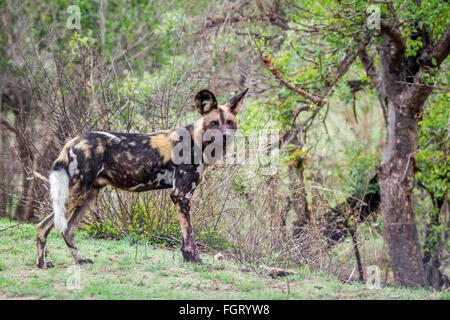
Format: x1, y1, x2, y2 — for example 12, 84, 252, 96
194, 89, 218, 115
225, 88, 248, 115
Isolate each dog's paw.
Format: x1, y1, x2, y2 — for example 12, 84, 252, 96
77, 258, 94, 265
37, 261, 55, 269
182, 250, 202, 264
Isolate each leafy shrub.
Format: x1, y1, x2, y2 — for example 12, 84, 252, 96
84, 184, 234, 251
84, 190, 181, 247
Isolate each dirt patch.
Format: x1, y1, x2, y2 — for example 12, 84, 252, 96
0, 291, 43, 300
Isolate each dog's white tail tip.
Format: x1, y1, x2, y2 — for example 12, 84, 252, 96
49, 168, 69, 234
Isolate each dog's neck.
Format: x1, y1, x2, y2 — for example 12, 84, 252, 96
178, 119, 229, 166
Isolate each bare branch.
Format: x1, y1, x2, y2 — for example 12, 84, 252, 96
0, 115, 19, 135
262, 32, 374, 107
282, 107, 321, 146
324, 33, 373, 93
261, 56, 325, 106
30, 170, 49, 185
204, 2, 291, 31
358, 47, 384, 98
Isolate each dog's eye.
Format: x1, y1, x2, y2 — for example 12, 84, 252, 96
210, 120, 219, 126
226, 120, 235, 128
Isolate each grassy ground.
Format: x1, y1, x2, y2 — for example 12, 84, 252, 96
0, 218, 446, 300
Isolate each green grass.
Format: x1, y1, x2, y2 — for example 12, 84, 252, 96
0, 218, 446, 300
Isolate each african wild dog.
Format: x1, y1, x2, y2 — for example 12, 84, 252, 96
36, 88, 248, 268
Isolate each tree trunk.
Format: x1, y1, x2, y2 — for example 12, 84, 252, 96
377, 97, 427, 288
13, 107, 36, 221
369, 21, 450, 287
2, 83, 37, 222
287, 140, 310, 238
0, 122, 11, 218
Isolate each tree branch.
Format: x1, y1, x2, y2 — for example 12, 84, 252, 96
324, 32, 373, 93
262, 32, 374, 107
358, 46, 384, 98
381, 19, 406, 61
261, 56, 325, 106
420, 24, 450, 67
405, 25, 450, 105
0, 115, 19, 135
30, 170, 49, 185
205, 13, 290, 30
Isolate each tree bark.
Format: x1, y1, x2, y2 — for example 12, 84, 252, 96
289, 163, 310, 238
11, 91, 36, 221
377, 97, 427, 288
0, 119, 11, 218
287, 137, 310, 238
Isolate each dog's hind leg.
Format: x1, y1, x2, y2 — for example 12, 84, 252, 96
62, 188, 99, 265
36, 213, 55, 268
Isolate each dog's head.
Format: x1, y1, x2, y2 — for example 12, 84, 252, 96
194, 88, 248, 151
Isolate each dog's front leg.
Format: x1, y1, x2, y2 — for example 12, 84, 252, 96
170, 192, 202, 263
170, 166, 202, 263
